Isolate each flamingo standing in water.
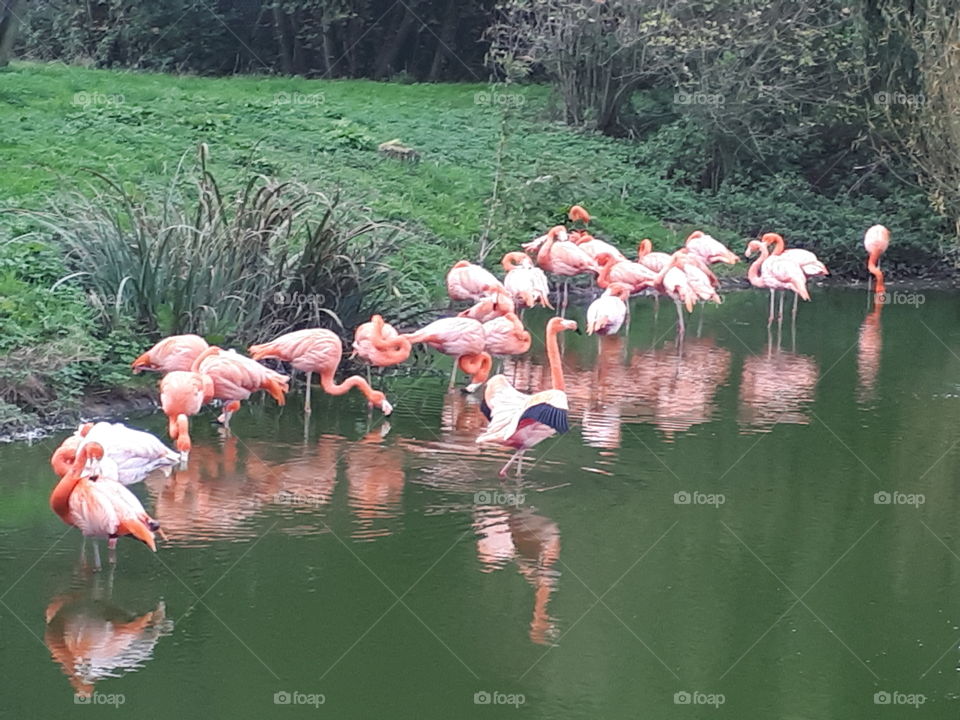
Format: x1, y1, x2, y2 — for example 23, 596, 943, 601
526, 225, 599, 312
132, 334, 209, 374
761, 232, 828, 320
352, 316, 409, 367
477, 317, 578, 477
446, 260, 504, 303
193, 347, 289, 426
501, 252, 552, 310
159, 370, 214, 461
648, 252, 699, 335
594, 252, 657, 293
482, 312, 532, 369
398, 317, 492, 392
745, 240, 810, 325
586, 282, 631, 335
864, 224, 890, 297
51, 422, 180, 483
572, 232, 627, 263
50, 442, 160, 568
637, 239, 673, 272
249, 329, 392, 416
459, 287, 516, 323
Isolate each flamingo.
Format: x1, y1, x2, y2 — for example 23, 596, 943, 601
501, 252, 552, 310
652, 252, 698, 335
676, 249, 722, 306
745, 240, 810, 325
353, 315, 410, 367
572, 232, 627, 263
458, 287, 516, 323
50, 442, 160, 568
637, 239, 673, 272
476, 317, 578, 477
482, 312, 532, 369
864, 224, 890, 296
529, 225, 599, 312
568, 204, 591, 225
685, 231, 739, 266
399, 317, 492, 392
193, 347, 289, 426
761, 233, 829, 276
249, 329, 392, 416
131, 334, 209, 374
586, 282, 631, 335
51, 423, 179, 483
446, 260, 504, 303
594, 252, 658, 293
160, 370, 214, 461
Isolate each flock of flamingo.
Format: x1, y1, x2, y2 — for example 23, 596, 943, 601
47, 204, 892, 567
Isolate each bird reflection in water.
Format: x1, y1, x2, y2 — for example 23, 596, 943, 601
857, 299, 883, 405
45, 574, 172, 698
474, 508, 561, 645
346, 424, 405, 541
738, 337, 819, 432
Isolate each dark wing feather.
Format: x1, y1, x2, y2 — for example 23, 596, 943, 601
480, 396, 492, 420
518, 402, 569, 434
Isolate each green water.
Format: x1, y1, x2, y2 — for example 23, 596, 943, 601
2, 288, 960, 718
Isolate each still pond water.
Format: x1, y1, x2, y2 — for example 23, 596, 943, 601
1, 289, 959, 718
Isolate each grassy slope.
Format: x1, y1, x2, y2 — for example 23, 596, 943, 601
0, 62, 714, 264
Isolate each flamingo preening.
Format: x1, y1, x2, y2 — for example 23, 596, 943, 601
446, 260, 504, 303
586, 282, 631, 335
636, 239, 672, 273
684, 231, 740, 266
50, 442, 160, 568
745, 240, 810, 325
477, 317, 578, 477
131, 334, 210, 374
398, 317, 492, 392
501, 252, 553, 310
160, 370, 214, 461
529, 225, 599, 312
193, 347, 289, 426
572, 232, 627, 264
249, 329, 392, 416
864, 224, 890, 297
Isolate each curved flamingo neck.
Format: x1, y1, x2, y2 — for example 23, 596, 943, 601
867, 251, 885, 294
370, 316, 412, 358
545, 324, 566, 391
319, 370, 380, 404
191, 346, 220, 372
747, 243, 768, 285
763, 233, 786, 255
50, 445, 96, 522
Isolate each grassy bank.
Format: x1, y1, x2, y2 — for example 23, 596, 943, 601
0, 62, 950, 433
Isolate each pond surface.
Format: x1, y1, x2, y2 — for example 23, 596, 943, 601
2, 288, 960, 718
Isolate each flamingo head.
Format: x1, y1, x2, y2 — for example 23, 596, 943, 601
78, 441, 105, 480
594, 252, 616, 267
547, 225, 568, 242
547, 317, 579, 335
744, 240, 765, 258
685, 230, 705, 241
568, 204, 591, 223
607, 282, 632, 301
371, 391, 393, 416
638, 239, 653, 258
501, 252, 528, 271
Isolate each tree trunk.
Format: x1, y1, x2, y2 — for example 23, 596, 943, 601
272, 5, 294, 75
373, 6, 416, 78
0, 0, 22, 67
428, 0, 459, 81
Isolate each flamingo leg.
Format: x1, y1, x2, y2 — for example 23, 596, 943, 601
92, 542, 102, 571
675, 299, 685, 337
108, 537, 118, 565
561, 280, 569, 317
792, 292, 799, 323
304, 370, 313, 415
449, 357, 459, 391
515, 451, 526, 477
499, 449, 523, 478
697, 303, 704, 337
778, 291, 785, 322
768, 289, 775, 326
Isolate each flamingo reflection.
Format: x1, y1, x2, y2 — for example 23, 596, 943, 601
738, 346, 819, 431
857, 301, 883, 404
346, 426, 405, 540
45, 583, 172, 697
474, 507, 561, 645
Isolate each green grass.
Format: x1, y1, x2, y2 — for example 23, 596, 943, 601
0, 61, 697, 259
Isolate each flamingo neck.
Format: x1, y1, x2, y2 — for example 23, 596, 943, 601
191, 346, 219, 371
764, 234, 785, 255
867, 251, 885, 294
747, 244, 768, 285
49, 447, 95, 522
175, 414, 191, 453
546, 326, 565, 391
638, 239, 652, 259
320, 370, 379, 403
458, 352, 492, 384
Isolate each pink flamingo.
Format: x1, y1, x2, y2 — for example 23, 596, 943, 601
529, 225, 600, 311
745, 240, 810, 325
864, 224, 890, 296
653, 253, 698, 335
501, 252, 552, 310
193, 347, 289, 426
477, 317, 578, 477
446, 260, 504, 303
762, 233, 828, 276
595, 252, 657, 293
352, 316, 410, 368
572, 232, 627, 263
132, 334, 209, 374
50, 442, 160, 568
482, 312, 532, 367
459, 287, 516, 323
568, 204, 592, 225
399, 317, 493, 392
637, 239, 673, 272
160, 370, 213, 461
249, 329, 392, 416
685, 231, 740, 266
51, 423, 179, 482
586, 282, 631, 335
